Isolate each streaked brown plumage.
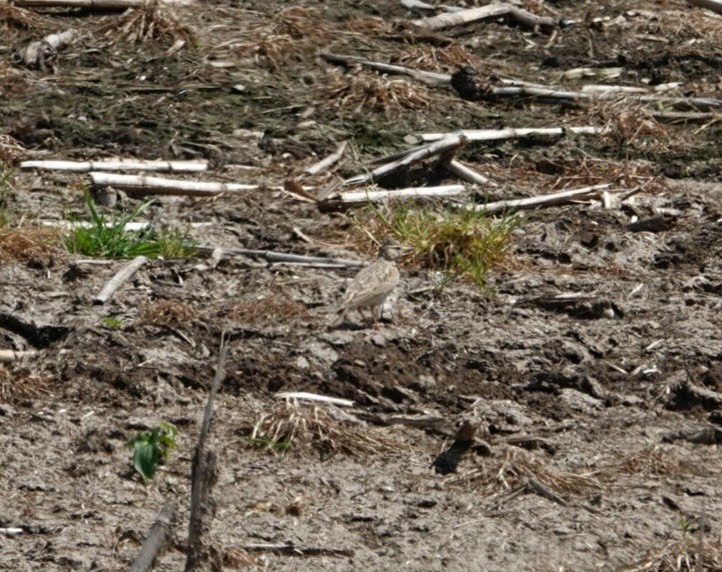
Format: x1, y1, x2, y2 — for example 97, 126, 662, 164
330, 241, 405, 327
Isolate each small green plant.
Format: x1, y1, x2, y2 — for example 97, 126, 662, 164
101, 316, 122, 330
126, 421, 178, 484
363, 202, 519, 289
0, 170, 13, 227
241, 435, 293, 452
65, 188, 197, 259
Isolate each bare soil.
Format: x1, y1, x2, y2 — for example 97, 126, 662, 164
2, 1, 722, 570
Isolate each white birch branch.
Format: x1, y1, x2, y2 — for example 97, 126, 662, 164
89, 172, 257, 197
445, 159, 496, 187
419, 126, 605, 142
687, 0, 722, 15
93, 256, 148, 305
337, 184, 466, 205
304, 141, 348, 175
22, 159, 208, 172
411, 2, 559, 32
462, 183, 613, 213
275, 392, 355, 407
321, 53, 451, 84
0, 350, 38, 363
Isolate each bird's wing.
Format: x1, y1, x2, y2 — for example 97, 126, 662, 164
342, 261, 399, 308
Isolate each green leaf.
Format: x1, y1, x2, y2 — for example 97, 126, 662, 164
132, 441, 159, 484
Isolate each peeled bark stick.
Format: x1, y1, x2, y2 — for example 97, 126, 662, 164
321, 53, 451, 84
21, 159, 208, 172
89, 172, 257, 197
304, 141, 348, 175
185, 339, 228, 572
463, 183, 612, 213
411, 2, 559, 33
445, 159, 496, 187
195, 246, 366, 268
275, 392, 355, 407
343, 134, 467, 186
93, 256, 148, 305
687, 0, 722, 15
337, 184, 466, 205
0, 350, 37, 362
129, 500, 178, 572
21, 30, 78, 68
420, 126, 605, 143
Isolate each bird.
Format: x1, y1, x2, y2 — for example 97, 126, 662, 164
330, 240, 407, 328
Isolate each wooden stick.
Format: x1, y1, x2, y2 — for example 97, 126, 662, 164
195, 246, 366, 268
343, 134, 466, 186
15, 0, 194, 7
420, 126, 605, 142
89, 173, 257, 197
0, 350, 37, 362
687, 0, 722, 15
21, 159, 208, 172
240, 543, 353, 558
411, 2, 558, 33
304, 141, 348, 175
335, 184, 466, 206
185, 337, 227, 572
129, 500, 178, 572
462, 183, 612, 213
445, 159, 495, 186
93, 256, 148, 305
275, 392, 354, 407
321, 53, 451, 84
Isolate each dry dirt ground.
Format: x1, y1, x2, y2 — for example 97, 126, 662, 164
2, 1, 722, 570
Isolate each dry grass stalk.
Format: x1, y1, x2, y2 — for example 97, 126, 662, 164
398, 44, 478, 73
586, 98, 671, 150
95, 1, 194, 45
545, 157, 667, 195
341, 16, 394, 37
602, 446, 712, 478
222, 547, 261, 569
0, 227, 62, 264
249, 400, 396, 457
449, 446, 599, 497
230, 290, 309, 325
137, 299, 196, 327
0, 2, 52, 31
321, 69, 430, 115
0, 134, 28, 164
0, 365, 53, 402
624, 534, 722, 572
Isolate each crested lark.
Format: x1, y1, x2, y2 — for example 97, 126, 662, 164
330, 240, 406, 327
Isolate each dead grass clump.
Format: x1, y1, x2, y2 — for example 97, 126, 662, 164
95, 1, 195, 45
0, 2, 52, 32
545, 156, 667, 195
398, 43, 478, 73
223, 547, 261, 569
0, 135, 28, 165
321, 69, 430, 115
449, 446, 599, 497
624, 534, 722, 572
587, 99, 672, 151
342, 16, 394, 37
230, 291, 309, 326
137, 299, 197, 327
0, 227, 62, 265
0, 365, 53, 402
0, 62, 28, 98
602, 446, 710, 478
247, 399, 396, 457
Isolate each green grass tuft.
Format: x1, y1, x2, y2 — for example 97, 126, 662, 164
65, 188, 197, 259
364, 202, 518, 289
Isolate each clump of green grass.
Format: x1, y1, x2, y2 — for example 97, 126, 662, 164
65, 189, 196, 259
364, 203, 518, 289
0, 170, 13, 227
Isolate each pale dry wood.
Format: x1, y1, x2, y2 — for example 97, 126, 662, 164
0, 350, 37, 362
185, 339, 227, 572
21, 159, 208, 172
93, 256, 148, 305
463, 183, 612, 213
195, 246, 366, 268
89, 172, 257, 197
304, 141, 348, 175
129, 500, 178, 572
687, 0, 722, 15
651, 111, 721, 124
240, 544, 354, 558
15, 0, 194, 7
445, 159, 495, 186
20, 30, 79, 67
275, 392, 355, 407
343, 134, 467, 186
411, 2, 558, 32
420, 126, 604, 142
321, 53, 451, 84
41, 221, 210, 231
338, 184, 466, 205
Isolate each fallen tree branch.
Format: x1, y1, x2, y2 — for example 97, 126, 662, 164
462, 183, 612, 213
0, 350, 38, 362
195, 246, 366, 268
321, 53, 450, 84
419, 126, 605, 143
410, 2, 560, 33
185, 337, 228, 572
687, 0, 722, 15
93, 256, 148, 305
445, 159, 494, 186
275, 392, 355, 407
22, 159, 208, 172
15, 0, 194, 7
343, 134, 467, 186
129, 500, 178, 572
304, 141, 348, 175
89, 172, 257, 197
239, 543, 353, 558
322, 184, 466, 210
